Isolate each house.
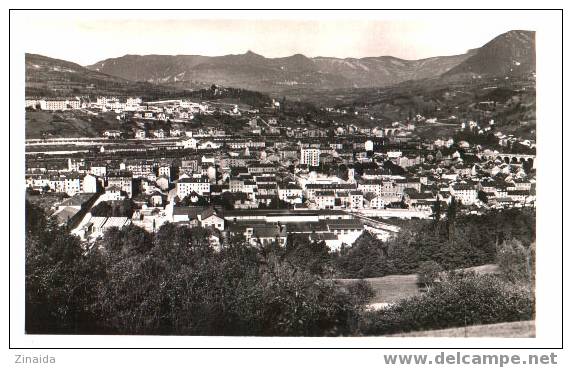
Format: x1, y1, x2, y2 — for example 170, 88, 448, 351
40, 97, 81, 111
158, 164, 171, 180
103, 130, 121, 138
200, 208, 225, 230
124, 160, 154, 178
309, 232, 344, 251
152, 129, 166, 138
278, 183, 303, 204
107, 171, 133, 198
134, 129, 146, 139
300, 148, 320, 166
172, 206, 203, 225
368, 195, 388, 209
176, 176, 210, 198
49, 174, 83, 196
150, 192, 163, 207
53, 193, 99, 228
105, 185, 124, 200
89, 163, 107, 177
403, 191, 437, 207
314, 191, 336, 209
248, 163, 277, 175
326, 219, 364, 245
170, 128, 182, 137
197, 140, 222, 150
83, 173, 99, 193
233, 223, 288, 247
450, 183, 478, 205
155, 175, 170, 191
350, 191, 364, 209
177, 137, 198, 149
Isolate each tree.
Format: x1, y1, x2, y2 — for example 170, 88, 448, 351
433, 198, 441, 223
417, 260, 443, 289
346, 279, 375, 307
496, 238, 532, 285
284, 235, 333, 276
25, 201, 105, 334
335, 232, 390, 278
477, 190, 489, 203
446, 197, 457, 243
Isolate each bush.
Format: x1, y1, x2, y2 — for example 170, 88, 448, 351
497, 238, 532, 284
360, 272, 533, 335
417, 260, 443, 288
335, 232, 391, 278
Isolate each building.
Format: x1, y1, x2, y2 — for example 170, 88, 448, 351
134, 129, 146, 139
228, 223, 288, 247
278, 183, 303, 204
107, 171, 133, 198
89, 163, 107, 177
300, 148, 320, 167
314, 191, 336, 209
176, 176, 211, 198
103, 130, 121, 138
450, 183, 478, 205
158, 164, 171, 180
83, 173, 99, 193
40, 97, 81, 111
200, 208, 225, 230
350, 191, 364, 209
49, 174, 83, 196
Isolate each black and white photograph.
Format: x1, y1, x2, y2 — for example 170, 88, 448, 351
7, 6, 566, 359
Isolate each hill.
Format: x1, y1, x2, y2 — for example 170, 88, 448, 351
442, 30, 535, 80
86, 30, 535, 94
25, 53, 181, 98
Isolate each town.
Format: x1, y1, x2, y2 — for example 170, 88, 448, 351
17, 14, 548, 341
25, 92, 536, 251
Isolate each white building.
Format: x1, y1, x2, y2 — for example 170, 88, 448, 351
90, 165, 107, 177
177, 177, 211, 198
450, 184, 478, 205
83, 174, 98, 193
40, 98, 81, 111
365, 140, 374, 152
300, 148, 320, 167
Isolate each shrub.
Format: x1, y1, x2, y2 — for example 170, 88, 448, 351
417, 260, 443, 288
497, 238, 532, 284
360, 272, 533, 335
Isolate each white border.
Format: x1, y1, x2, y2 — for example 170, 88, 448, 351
4, 4, 567, 365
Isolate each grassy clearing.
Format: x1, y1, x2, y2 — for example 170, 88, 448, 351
389, 320, 535, 337
26, 110, 123, 139
338, 263, 500, 304
338, 274, 420, 304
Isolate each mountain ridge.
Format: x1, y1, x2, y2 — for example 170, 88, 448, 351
86, 50, 477, 92
26, 30, 535, 97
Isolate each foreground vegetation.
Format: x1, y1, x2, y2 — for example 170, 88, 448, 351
359, 272, 533, 336
334, 206, 535, 279
25, 201, 534, 336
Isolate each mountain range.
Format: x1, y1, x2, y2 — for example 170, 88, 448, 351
87, 30, 535, 92
26, 30, 535, 97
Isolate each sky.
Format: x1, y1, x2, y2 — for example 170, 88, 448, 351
12, 10, 540, 66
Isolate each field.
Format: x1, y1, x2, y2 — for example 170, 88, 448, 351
339, 264, 500, 304
340, 274, 420, 304
389, 320, 535, 337
26, 110, 123, 139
